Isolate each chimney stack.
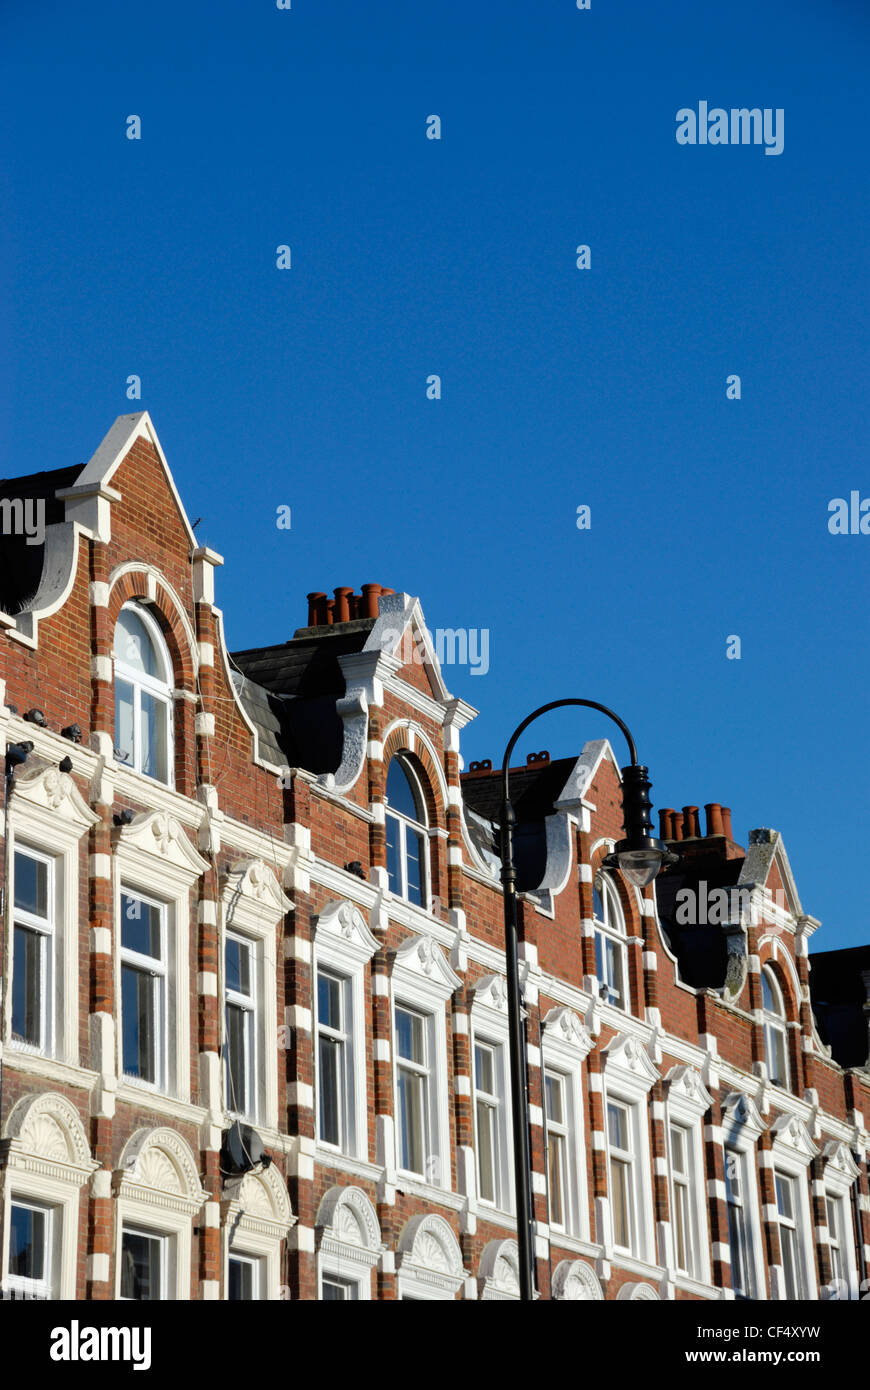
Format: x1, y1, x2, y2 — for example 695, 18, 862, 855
705, 803, 724, 837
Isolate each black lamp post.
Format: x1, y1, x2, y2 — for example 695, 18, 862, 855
498, 698, 677, 1301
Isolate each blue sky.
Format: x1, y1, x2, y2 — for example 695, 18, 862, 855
2, 0, 868, 948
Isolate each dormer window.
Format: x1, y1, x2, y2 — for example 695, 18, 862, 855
114, 604, 173, 783
761, 967, 789, 1088
592, 873, 627, 1010
385, 757, 428, 907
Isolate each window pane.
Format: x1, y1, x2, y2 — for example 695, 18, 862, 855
475, 1043, 494, 1095
114, 678, 135, 766
12, 925, 42, 1046
140, 691, 168, 781
775, 1173, 794, 1223
780, 1225, 799, 1300
545, 1073, 564, 1126
226, 1001, 249, 1112
322, 1277, 357, 1300
607, 1101, 628, 1151
385, 760, 421, 820
10, 1203, 46, 1280
405, 830, 423, 906
397, 1068, 426, 1173
761, 971, 775, 1013
122, 964, 157, 1082
476, 1098, 497, 1203
226, 937, 251, 997
14, 852, 48, 917
121, 895, 161, 959
611, 1157, 632, 1249
116, 607, 161, 678
121, 1230, 162, 1300
228, 1257, 255, 1300
317, 972, 341, 1030
592, 885, 605, 921
318, 1035, 342, 1146
549, 1132, 566, 1228
396, 1008, 424, 1064
386, 815, 401, 894
670, 1125, 686, 1175
673, 1183, 690, 1272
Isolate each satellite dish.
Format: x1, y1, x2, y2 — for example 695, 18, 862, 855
221, 1121, 268, 1176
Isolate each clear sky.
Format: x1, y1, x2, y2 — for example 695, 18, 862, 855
2, 0, 868, 949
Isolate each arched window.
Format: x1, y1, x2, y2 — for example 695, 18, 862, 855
761, 967, 789, 1088
113, 604, 173, 783
592, 873, 627, 1011
385, 757, 428, 907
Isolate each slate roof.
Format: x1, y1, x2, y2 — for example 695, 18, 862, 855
460, 758, 577, 892
809, 943, 870, 1070
230, 620, 376, 775
654, 853, 745, 991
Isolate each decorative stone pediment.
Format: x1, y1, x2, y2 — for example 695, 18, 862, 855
398, 1214, 464, 1283
3, 1092, 97, 1180
721, 1091, 766, 1142
822, 1140, 860, 1184
11, 764, 100, 834
222, 1164, 295, 1240
770, 1113, 818, 1163
665, 1064, 714, 1116
617, 1280, 660, 1300
479, 1238, 520, 1300
315, 899, 380, 960
392, 932, 461, 1002
115, 1127, 208, 1216
543, 1007, 595, 1059
223, 858, 292, 921
317, 1185, 381, 1251
473, 973, 508, 1013
552, 1260, 604, 1300
116, 810, 208, 881
602, 1032, 660, 1093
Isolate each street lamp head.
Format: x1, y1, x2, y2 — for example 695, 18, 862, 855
607, 763, 680, 887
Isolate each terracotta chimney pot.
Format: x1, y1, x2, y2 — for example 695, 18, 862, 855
307, 592, 327, 626
705, 803, 724, 837
361, 583, 382, 619
721, 806, 733, 840
334, 587, 353, 623
682, 805, 700, 839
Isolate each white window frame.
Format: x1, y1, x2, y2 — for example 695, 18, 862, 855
761, 966, 790, 1089
3, 766, 98, 1070
664, 1065, 712, 1287
220, 860, 289, 1133
4, 1196, 56, 1299
593, 873, 629, 1012
389, 934, 459, 1192
114, 812, 207, 1108
721, 1091, 767, 1301
315, 1185, 381, 1300
541, 1006, 594, 1242
312, 900, 378, 1162
320, 1271, 360, 1299
770, 1115, 818, 1301
114, 1128, 207, 1302
0, 1092, 98, 1302
221, 1165, 296, 1301
118, 1223, 169, 1302
9, 846, 55, 1057
224, 928, 258, 1122
821, 1140, 861, 1300
384, 755, 430, 909
113, 600, 175, 785
472, 1034, 511, 1212
601, 1033, 658, 1267
119, 887, 168, 1092
226, 1250, 262, 1301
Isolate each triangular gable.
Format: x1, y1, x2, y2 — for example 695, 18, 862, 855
363, 591, 452, 704
554, 738, 620, 810
61, 412, 198, 547
738, 828, 803, 918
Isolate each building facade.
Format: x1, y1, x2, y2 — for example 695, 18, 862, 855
0, 411, 868, 1301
